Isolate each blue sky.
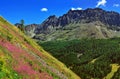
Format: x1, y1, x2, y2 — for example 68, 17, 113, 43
0, 0, 120, 25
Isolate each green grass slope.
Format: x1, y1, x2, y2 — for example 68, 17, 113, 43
0, 16, 80, 79
39, 38, 120, 79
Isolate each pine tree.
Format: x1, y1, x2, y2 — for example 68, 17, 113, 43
20, 19, 25, 33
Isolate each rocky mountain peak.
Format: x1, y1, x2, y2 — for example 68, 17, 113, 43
24, 8, 120, 40
39, 8, 120, 30
39, 15, 58, 30
48, 15, 57, 19
43, 15, 58, 23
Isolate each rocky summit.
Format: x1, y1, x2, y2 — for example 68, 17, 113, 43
24, 8, 120, 41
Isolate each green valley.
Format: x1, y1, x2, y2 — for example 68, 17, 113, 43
38, 38, 120, 79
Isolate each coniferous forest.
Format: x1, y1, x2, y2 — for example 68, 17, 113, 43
38, 38, 120, 79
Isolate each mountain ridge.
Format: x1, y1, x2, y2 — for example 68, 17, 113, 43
22, 8, 120, 41
35, 8, 120, 31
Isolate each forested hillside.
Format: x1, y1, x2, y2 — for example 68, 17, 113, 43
39, 38, 120, 79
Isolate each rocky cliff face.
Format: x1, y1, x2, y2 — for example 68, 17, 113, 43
35, 8, 120, 33
21, 8, 120, 41
25, 24, 39, 37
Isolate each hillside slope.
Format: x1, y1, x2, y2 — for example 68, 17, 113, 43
0, 16, 80, 79
33, 21, 119, 41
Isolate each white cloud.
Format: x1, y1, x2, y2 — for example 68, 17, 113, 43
113, 4, 120, 7
96, 0, 107, 7
71, 7, 76, 10
71, 7, 82, 11
77, 7, 82, 10
41, 8, 48, 12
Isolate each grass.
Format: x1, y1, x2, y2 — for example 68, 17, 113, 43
0, 48, 21, 79
0, 16, 80, 79
104, 64, 120, 79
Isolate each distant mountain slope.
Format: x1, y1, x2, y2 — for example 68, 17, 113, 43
33, 21, 120, 41
0, 16, 80, 79
24, 8, 120, 41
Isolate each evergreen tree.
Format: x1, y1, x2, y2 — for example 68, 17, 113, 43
20, 19, 25, 33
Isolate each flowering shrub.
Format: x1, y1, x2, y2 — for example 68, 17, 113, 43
0, 39, 53, 79
15, 64, 36, 75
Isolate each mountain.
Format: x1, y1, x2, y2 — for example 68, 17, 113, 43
0, 16, 80, 79
24, 8, 120, 41
25, 24, 39, 37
